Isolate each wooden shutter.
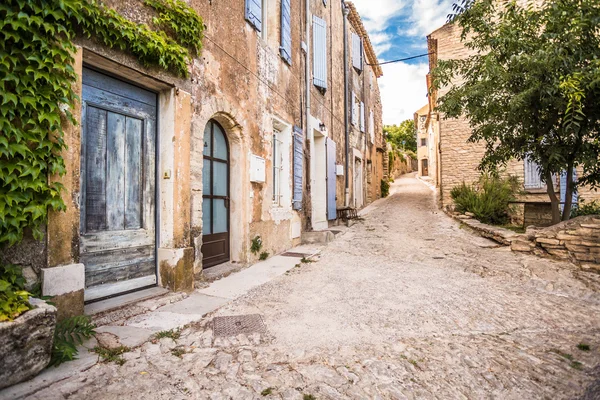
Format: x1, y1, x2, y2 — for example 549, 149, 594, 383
360, 102, 365, 132
351, 91, 357, 125
524, 158, 543, 189
280, 0, 292, 64
326, 138, 337, 220
245, 0, 262, 31
352, 33, 363, 71
292, 126, 303, 210
313, 15, 327, 89
369, 109, 374, 142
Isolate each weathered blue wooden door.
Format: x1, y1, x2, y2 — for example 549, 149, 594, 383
326, 138, 337, 220
80, 68, 157, 302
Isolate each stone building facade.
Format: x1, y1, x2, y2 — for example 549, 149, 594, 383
414, 103, 439, 187
1, 0, 384, 316
425, 21, 600, 225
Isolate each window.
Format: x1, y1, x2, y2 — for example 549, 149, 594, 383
421, 138, 427, 147
351, 92, 361, 126
272, 131, 283, 204
524, 157, 544, 190
313, 15, 327, 89
280, 0, 292, 64
352, 32, 363, 71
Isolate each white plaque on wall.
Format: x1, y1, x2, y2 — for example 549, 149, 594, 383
250, 154, 266, 183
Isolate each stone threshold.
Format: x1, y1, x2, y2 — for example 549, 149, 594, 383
1, 245, 324, 399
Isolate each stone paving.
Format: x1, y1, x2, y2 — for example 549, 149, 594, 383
22, 174, 600, 399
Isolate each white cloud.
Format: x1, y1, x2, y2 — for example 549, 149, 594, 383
404, 0, 454, 37
378, 62, 429, 124
350, 0, 408, 33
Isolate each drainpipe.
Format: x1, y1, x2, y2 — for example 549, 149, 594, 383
305, 0, 311, 131
342, 1, 350, 206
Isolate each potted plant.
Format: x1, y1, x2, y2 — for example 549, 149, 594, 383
0, 264, 57, 390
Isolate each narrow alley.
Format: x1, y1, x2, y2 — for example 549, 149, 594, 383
21, 174, 600, 399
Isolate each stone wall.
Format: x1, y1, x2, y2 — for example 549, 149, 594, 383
511, 215, 600, 269
389, 153, 413, 179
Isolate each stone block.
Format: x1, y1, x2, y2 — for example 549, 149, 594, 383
0, 299, 56, 390
301, 231, 334, 245
536, 238, 560, 245
158, 247, 195, 292
565, 243, 590, 253
573, 252, 595, 262
581, 263, 600, 271
581, 240, 600, 247
580, 224, 600, 229
556, 232, 578, 241
41, 263, 84, 296
41, 264, 85, 320
545, 249, 570, 259
511, 241, 534, 252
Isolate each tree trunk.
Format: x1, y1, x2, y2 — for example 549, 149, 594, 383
562, 163, 575, 221
545, 170, 561, 224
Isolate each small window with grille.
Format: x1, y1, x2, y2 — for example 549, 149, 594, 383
272, 131, 283, 205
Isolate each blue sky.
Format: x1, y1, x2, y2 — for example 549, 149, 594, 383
352, 0, 455, 125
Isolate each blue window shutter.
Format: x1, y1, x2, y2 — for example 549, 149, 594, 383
313, 15, 327, 89
352, 33, 363, 71
524, 157, 543, 190
326, 138, 337, 220
351, 91, 357, 125
245, 0, 262, 32
360, 101, 365, 132
280, 0, 292, 64
293, 126, 304, 210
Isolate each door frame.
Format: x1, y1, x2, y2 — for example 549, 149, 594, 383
79, 65, 160, 302
201, 120, 231, 268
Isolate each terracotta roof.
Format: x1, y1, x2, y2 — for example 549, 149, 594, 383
345, 2, 383, 78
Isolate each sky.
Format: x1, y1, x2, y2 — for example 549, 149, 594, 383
351, 0, 455, 125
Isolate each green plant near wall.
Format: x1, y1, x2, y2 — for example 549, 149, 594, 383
250, 236, 263, 255
0, 264, 32, 321
144, 0, 203, 55
0, 0, 204, 248
381, 179, 390, 198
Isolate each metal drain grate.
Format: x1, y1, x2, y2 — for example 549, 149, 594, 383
213, 314, 267, 337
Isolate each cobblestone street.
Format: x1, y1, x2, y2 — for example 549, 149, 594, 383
28, 174, 600, 399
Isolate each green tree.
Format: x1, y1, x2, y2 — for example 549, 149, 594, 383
433, 0, 600, 223
384, 120, 417, 153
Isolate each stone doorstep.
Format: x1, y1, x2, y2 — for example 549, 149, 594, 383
0, 244, 323, 398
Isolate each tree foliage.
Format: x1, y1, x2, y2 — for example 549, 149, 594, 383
433, 0, 600, 223
384, 120, 417, 153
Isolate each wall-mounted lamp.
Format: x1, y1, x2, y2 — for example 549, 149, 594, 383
319, 122, 326, 131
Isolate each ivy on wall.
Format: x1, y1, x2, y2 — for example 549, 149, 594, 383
0, 0, 203, 247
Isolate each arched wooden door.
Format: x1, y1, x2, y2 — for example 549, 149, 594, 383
201, 120, 230, 268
